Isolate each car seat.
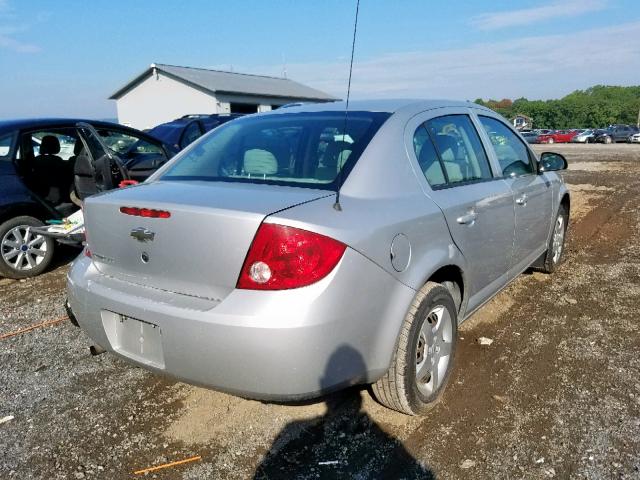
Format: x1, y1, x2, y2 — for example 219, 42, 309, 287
243, 149, 278, 176
316, 140, 352, 181
31, 135, 69, 204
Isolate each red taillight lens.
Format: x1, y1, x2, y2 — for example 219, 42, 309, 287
120, 206, 171, 218
237, 223, 346, 290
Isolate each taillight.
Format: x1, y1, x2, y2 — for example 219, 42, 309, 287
120, 206, 171, 218
237, 223, 346, 290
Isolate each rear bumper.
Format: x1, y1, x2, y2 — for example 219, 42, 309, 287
67, 250, 415, 400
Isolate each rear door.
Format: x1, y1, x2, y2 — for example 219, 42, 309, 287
476, 114, 552, 272
408, 110, 515, 310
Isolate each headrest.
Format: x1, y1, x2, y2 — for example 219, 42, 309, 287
73, 140, 84, 155
244, 149, 278, 176
40, 135, 61, 155
324, 140, 352, 168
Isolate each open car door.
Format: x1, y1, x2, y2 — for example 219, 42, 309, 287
74, 122, 130, 201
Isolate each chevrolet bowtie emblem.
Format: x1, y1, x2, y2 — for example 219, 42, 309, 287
130, 227, 155, 243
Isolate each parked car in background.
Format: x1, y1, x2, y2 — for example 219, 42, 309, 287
535, 129, 553, 136
520, 131, 539, 144
587, 129, 606, 143
68, 99, 570, 416
593, 125, 637, 144
0, 119, 174, 279
537, 130, 577, 144
628, 131, 640, 143
148, 114, 244, 152
571, 129, 595, 143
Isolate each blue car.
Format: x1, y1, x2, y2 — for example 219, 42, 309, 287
0, 118, 174, 278
147, 114, 244, 151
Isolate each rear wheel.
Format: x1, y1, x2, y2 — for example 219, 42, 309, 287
547, 138, 554, 144
541, 205, 568, 273
372, 282, 457, 415
0, 216, 55, 279
605, 136, 613, 144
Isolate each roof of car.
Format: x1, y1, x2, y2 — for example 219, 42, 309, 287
264, 99, 493, 115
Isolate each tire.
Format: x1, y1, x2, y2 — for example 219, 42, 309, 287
0, 216, 55, 279
547, 138, 554, 144
372, 282, 458, 415
605, 136, 612, 144
541, 205, 569, 274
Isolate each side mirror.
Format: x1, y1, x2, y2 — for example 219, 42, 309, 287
538, 152, 568, 173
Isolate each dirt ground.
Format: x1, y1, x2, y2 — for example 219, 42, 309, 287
1, 143, 640, 479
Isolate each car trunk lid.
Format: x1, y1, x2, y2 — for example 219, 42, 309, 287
84, 181, 331, 299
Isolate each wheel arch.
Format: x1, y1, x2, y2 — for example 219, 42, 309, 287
560, 191, 570, 215
427, 264, 466, 316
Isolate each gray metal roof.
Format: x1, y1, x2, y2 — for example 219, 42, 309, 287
110, 63, 338, 102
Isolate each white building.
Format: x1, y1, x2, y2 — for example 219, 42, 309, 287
110, 63, 337, 129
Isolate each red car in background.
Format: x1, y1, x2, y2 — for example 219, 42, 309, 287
537, 130, 578, 144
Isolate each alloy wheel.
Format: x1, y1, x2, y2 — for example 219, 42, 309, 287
415, 305, 453, 397
552, 215, 565, 264
1, 225, 49, 271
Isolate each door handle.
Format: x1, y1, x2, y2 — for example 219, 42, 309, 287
516, 194, 528, 206
456, 211, 478, 225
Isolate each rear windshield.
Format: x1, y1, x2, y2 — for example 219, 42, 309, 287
160, 111, 390, 189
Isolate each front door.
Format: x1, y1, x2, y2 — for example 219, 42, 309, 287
476, 115, 553, 271
411, 113, 515, 311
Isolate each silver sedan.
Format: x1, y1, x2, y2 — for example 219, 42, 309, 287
67, 100, 569, 415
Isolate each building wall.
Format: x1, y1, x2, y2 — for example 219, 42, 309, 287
115, 72, 218, 129
115, 71, 324, 129
214, 93, 295, 113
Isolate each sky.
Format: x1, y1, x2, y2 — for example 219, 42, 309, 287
1, 0, 639, 119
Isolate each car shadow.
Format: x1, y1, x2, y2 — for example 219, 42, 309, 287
50, 243, 82, 271
253, 345, 434, 479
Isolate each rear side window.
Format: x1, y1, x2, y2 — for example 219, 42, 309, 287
161, 111, 390, 189
423, 115, 493, 185
478, 116, 534, 177
413, 126, 446, 187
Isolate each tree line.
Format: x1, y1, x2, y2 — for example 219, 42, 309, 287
474, 85, 640, 130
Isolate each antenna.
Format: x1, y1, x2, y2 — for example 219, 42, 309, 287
333, 0, 360, 212
282, 53, 287, 79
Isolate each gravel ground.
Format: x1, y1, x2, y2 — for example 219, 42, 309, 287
1, 143, 640, 479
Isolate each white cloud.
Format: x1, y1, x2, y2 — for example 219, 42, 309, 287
248, 21, 640, 102
471, 0, 608, 30
0, 1, 41, 53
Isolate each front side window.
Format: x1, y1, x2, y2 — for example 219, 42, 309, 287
95, 129, 164, 161
424, 115, 493, 185
161, 112, 390, 189
478, 116, 534, 177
